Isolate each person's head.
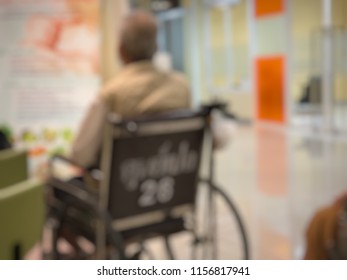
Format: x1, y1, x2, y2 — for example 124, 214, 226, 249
119, 10, 158, 64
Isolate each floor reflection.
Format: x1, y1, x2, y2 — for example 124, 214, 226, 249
216, 124, 347, 259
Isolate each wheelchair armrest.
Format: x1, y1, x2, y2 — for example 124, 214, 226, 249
50, 155, 103, 184
50, 154, 86, 170
47, 177, 99, 209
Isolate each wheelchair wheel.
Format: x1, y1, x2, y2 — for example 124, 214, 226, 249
135, 181, 249, 260
189, 181, 249, 260
42, 181, 249, 260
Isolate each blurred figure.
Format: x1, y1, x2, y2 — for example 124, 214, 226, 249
70, 10, 190, 168
299, 76, 322, 104
304, 193, 347, 259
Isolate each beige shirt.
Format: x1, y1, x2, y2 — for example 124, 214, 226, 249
70, 61, 191, 168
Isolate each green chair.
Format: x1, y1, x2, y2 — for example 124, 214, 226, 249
0, 149, 44, 259
0, 149, 28, 189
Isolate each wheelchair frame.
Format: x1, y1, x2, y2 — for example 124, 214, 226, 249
44, 104, 249, 260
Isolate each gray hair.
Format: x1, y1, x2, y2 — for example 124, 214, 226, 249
120, 10, 158, 61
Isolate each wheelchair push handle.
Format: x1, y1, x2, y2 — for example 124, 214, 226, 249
201, 102, 238, 121
204, 102, 253, 125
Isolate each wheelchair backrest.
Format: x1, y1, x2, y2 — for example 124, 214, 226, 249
100, 110, 207, 230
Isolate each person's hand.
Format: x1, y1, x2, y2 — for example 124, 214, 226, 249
212, 118, 237, 150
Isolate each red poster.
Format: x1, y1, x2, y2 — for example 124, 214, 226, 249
255, 0, 284, 18
255, 56, 286, 123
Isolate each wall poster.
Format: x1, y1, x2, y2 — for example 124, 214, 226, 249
0, 0, 100, 176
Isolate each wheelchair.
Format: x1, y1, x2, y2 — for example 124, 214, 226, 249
42, 103, 250, 260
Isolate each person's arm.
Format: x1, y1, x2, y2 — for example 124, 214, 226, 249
70, 96, 107, 168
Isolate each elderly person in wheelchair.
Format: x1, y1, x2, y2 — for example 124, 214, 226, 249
46, 10, 247, 260
71, 10, 190, 170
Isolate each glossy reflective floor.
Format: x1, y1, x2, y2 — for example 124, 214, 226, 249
215, 123, 347, 259
27, 123, 347, 260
